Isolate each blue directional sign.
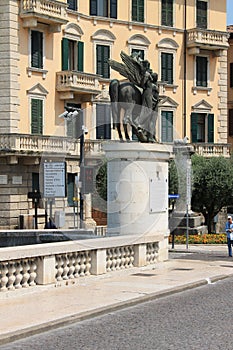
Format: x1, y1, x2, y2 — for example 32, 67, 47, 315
168, 194, 180, 199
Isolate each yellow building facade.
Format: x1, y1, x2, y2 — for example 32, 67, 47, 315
0, 0, 230, 229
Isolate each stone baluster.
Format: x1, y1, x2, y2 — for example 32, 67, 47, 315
0, 263, 8, 291
55, 255, 63, 281
15, 261, 23, 289
7, 262, 16, 290
29, 259, 37, 286
62, 255, 69, 280
22, 259, 30, 288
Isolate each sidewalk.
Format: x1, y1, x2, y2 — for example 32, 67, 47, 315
0, 244, 233, 345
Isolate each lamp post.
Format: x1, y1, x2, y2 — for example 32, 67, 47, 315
59, 106, 87, 228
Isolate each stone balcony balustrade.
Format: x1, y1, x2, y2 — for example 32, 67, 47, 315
0, 134, 79, 157
187, 28, 229, 55
20, 0, 68, 32
56, 71, 101, 100
193, 143, 232, 158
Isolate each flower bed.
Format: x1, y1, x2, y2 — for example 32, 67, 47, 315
169, 233, 227, 244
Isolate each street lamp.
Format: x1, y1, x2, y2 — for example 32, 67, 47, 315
59, 106, 87, 228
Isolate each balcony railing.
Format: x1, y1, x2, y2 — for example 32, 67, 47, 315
0, 134, 79, 157
56, 71, 101, 97
20, 0, 68, 30
187, 28, 229, 53
193, 143, 232, 158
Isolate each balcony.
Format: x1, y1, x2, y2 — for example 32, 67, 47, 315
193, 143, 232, 158
20, 0, 68, 32
56, 71, 101, 100
0, 134, 79, 157
187, 28, 229, 55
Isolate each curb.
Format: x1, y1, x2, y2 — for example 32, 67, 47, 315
1, 274, 232, 346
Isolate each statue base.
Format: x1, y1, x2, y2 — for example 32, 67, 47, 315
103, 142, 173, 239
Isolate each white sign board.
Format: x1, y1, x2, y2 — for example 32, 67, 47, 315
149, 178, 167, 213
43, 162, 66, 198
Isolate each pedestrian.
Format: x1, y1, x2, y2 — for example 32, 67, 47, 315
225, 215, 233, 257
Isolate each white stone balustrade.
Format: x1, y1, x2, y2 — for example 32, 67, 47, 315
187, 29, 229, 49
193, 143, 231, 158
21, 0, 67, 19
0, 134, 79, 156
0, 234, 167, 291
56, 71, 101, 94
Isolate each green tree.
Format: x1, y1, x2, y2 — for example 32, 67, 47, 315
191, 154, 233, 233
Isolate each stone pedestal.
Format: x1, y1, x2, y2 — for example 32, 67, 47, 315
103, 142, 173, 237
169, 211, 207, 235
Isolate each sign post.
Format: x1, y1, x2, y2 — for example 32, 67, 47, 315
43, 162, 66, 223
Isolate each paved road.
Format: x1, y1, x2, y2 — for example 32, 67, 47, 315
1, 276, 233, 350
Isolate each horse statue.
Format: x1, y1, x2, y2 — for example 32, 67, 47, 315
108, 51, 159, 143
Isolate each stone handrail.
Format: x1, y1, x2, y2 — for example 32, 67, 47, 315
193, 143, 232, 157
0, 234, 165, 291
187, 28, 229, 48
56, 71, 101, 93
21, 0, 67, 18
0, 134, 79, 156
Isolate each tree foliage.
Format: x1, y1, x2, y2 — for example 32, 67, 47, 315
191, 154, 233, 233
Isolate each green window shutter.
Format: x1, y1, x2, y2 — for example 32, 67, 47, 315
96, 45, 110, 78
96, 104, 111, 139
191, 113, 198, 143
207, 114, 214, 143
90, 0, 97, 15
110, 0, 117, 18
68, 0, 77, 11
161, 111, 173, 142
162, 0, 173, 27
31, 31, 43, 68
78, 41, 84, 72
132, 0, 144, 22
196, 56, 207, 87
62, 38, 69, 71
161, 53, 173, 84
197, 0, 207, 29
31, 99, 43, 135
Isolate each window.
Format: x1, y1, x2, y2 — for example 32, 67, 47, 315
96, 45, 110, 78
31, 99, 43, 135
229, 109, 233, 136
161, 111, 173, 142
161, 52, 173, 84
62, 38, 84, 71
196, 0, 207, 29
131, 48, 145, 60
196, 56, 207, 87
191, 113, 214, 143
132, 0, 144, 22
67, 0, 77, 11
96, 104, 111, 139
31, 31, 43, 69
230, 63, 233, 88
90, 0, 117, 18
161, 0, 173, 27
67, 173, 76, 206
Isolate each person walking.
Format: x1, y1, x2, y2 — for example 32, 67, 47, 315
225, 215, 233, 257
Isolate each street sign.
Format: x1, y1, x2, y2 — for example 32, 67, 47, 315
168, 194, 180, 199
43, 162, 66, 198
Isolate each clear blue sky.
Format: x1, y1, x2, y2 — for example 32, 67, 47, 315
227, 0, 233, 25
